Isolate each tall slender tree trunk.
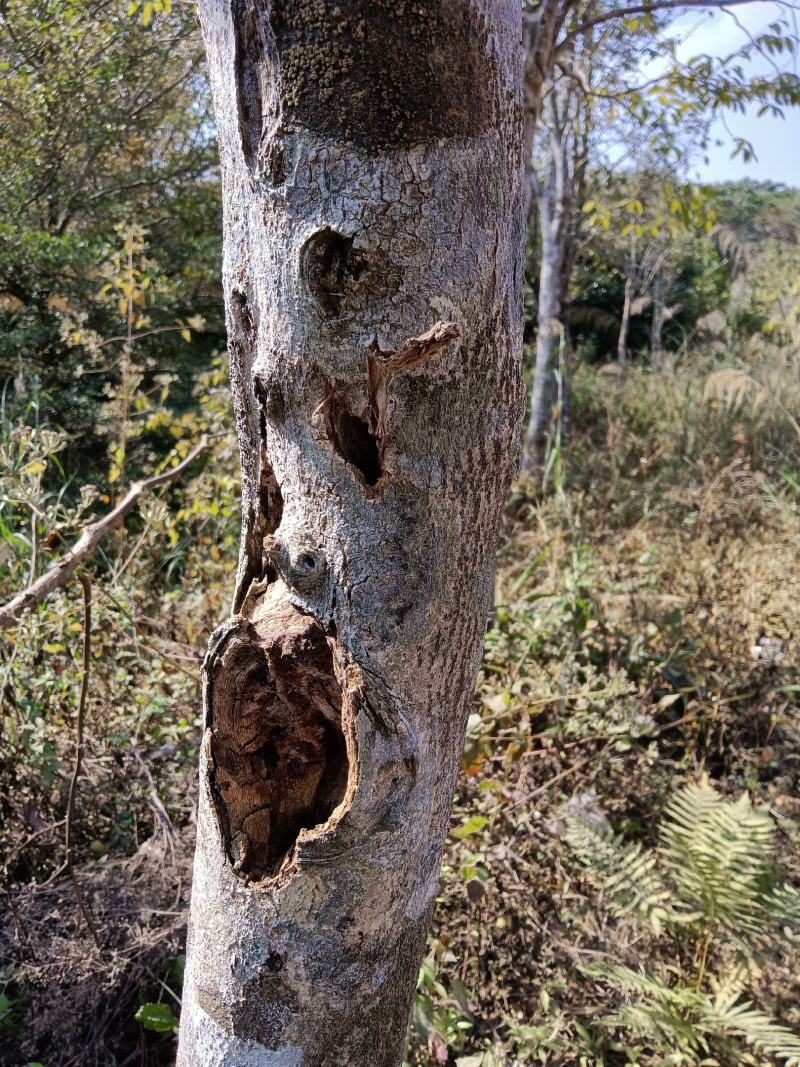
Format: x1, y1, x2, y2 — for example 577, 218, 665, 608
522, 81, 571, 473
523, 191, 565, 470
650, 270, 665, 369
178, 3, 525, 1064
617, 273, 633, 371
618, 233, 636, 372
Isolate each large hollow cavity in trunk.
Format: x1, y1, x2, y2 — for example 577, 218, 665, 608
208, 583, 348, 881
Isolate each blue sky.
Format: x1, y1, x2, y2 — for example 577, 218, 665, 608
670, 2, 800, 187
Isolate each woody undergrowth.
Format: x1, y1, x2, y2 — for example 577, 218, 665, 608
1, 347, 799, 1066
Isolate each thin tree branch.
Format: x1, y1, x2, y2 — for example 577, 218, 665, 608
561, 0, 761, 51
0, 438, 207, 629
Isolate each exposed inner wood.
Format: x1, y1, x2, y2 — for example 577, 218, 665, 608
321, 322, 459, 496
208, 582, 348, 881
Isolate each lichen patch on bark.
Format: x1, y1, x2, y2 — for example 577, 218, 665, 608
207, 581, 350, 882
268, 0, 497, 150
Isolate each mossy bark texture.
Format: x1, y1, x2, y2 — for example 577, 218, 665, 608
178, 2, 525, 1064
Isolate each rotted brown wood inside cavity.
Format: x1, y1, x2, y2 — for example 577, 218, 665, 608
207, 582, 348, 882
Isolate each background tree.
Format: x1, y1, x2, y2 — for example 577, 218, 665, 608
521, 0, 800, 469
0, 0, 222, 468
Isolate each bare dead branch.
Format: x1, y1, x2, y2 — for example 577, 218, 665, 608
0, 439, 207, 630
560, 0, 762, 52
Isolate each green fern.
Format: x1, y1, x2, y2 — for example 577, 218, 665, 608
702, 992, 800, 1066
563, 818, 679, 934
566, 778, 796, 947
660, 780, 777, 944
581, 961, 710, 1055
758, 882, 800, 938
563, 780, 800, 1067
581, 962, 800, 1066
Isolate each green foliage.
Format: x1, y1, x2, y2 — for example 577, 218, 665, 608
0, 361, 238, 887
0, 0, 222, 457
408, 944, 475, 1065
135, 1001, 178, 1033
565, 781, 800, 1065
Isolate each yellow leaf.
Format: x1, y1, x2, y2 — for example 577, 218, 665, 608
24, 460, 46, 476
142, 1, 153, 25
127, 0, 138, 13
181, 328, 191, 342
43, 643, 63, 654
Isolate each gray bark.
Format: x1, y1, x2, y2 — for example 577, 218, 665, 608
522, 87, 571, 472
650, 269, 665, 369
618, 269, 634, 370
178, 3, 525, 1065
523, 172, 566, 470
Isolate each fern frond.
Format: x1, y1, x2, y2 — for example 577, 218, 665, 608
581, 963, 708, 1054
660, 780, 776, 941
580, 961, 703, 1010
564, 818, 678, 933
702, 993, 800, 1066
757, 882, 800, 937
614, 1002, 708, 1053
588, 962, 800, 1066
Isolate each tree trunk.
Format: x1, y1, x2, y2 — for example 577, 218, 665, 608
522, 81, 570, 473
617, 273, 633, 371
523, 199, 565, 470
178, 3, 525, 1065
650, 269, 665, 369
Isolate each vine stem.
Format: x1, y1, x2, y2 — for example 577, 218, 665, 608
65, 572, 101, 949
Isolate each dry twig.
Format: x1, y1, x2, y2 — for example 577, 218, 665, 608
0, 438, 206, 629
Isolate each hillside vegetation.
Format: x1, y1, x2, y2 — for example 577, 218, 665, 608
1, 1, 799, 1064
2, 332, 800, 1064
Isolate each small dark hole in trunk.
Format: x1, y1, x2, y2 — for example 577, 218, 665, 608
328, 410, 382, 486
301, 228, 364, 317
323, 389, 382, 488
